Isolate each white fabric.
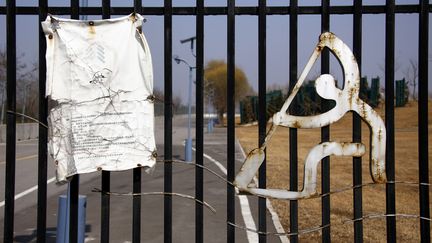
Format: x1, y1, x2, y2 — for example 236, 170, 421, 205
42, 13, 156, 183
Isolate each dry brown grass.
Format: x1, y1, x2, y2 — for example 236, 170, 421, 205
236, 101, 432, 242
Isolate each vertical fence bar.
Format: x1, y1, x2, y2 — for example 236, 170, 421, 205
164, 0, 173, 242
101, 1, 111, 242
321, 0, 331, 242
3, 0, 16, 242
70, 1, 80, 242
385, 1, 396, 242
132, 165, 141, 243
258, 0, 267, 242
69, 176, 79, 243
195, 0, 204, 242
132, 3, 143, 243
133, 1, 142, 18
352, 1, 363, 243
37, 0, 48, 242
289, 1, 299, 242
418, 0, 430, 242
227, 0, 236, 242
132, 167, 141, 243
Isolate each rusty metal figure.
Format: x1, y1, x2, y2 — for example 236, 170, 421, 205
234, 32, 387, 199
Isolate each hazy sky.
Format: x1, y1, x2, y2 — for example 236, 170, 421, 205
0, 0, 431, 104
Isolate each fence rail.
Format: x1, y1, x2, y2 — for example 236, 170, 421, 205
2, 1, 431, 243
2, 5, 432, 15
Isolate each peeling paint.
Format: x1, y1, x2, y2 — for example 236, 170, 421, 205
234, 32, 387, 199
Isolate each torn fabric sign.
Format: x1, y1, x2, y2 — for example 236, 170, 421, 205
41, 13, 156, 183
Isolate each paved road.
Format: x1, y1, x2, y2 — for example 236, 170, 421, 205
0, 116, 286, 242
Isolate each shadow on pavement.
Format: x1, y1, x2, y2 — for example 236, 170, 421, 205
13, 225, 92, 243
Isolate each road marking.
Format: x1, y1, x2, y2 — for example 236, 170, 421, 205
266, 200, 290, 243
192, 147, 258, 243
0, 154, 39, 165
237, 140, 290, 243
0, 177, 56, 208
238, 195, 259, 242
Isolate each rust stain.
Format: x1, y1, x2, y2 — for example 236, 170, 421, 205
88, 21, 96, 35
292, 121, 301, 129
47, 34, 54, 48
355, 143, 362, 150
361, 102, 368, 120
246, 148, 264, 159
89, 26, 96, 35
348, 88, 355, 107
374, 172, 387, 183
370, 158, 387, 183
129, 13, 137, 22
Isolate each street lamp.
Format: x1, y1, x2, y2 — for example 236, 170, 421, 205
180, 36, 196, 57
173, 55, 196, 162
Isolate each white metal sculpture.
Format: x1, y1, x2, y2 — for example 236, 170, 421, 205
234, 32, 387, 199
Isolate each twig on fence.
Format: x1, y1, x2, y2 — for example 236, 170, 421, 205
227, 213, 431, 237
344, 213, 432, 224
6, 110, 48, 128
227, 220, 330, 236
157, 159, 432, 201
226, 221, 296, 236
317, 180, 431, 199
156, 159, 236, 187
92, 188, 216, 214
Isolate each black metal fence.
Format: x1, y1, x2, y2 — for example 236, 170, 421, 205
1, 1, 430, 242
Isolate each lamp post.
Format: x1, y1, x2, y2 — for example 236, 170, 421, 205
174, 56, 195, 162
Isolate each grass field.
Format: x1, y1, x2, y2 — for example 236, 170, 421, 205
236, 101, 432, 242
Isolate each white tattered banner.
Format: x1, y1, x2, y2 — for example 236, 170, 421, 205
42, 13, 156, 183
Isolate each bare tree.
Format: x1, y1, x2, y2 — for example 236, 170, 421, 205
0, 49, 38, 123
153, 87, 185, 116
403, 59, 418, 101
378, 56, 402, 76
